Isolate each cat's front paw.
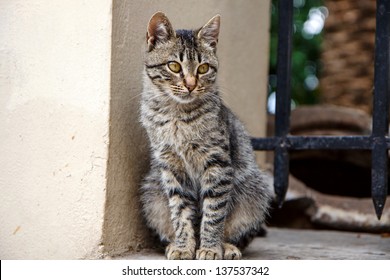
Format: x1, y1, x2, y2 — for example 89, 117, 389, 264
196, 246, 223, 260
165, 243, 195, 260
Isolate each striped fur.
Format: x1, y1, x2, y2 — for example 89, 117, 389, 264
140, 12, 272, 260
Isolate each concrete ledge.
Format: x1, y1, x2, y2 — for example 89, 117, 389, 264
114, 228, 390, 260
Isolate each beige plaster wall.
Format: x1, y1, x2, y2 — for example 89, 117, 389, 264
104, 0, 271, 256
0, 0, 112, 259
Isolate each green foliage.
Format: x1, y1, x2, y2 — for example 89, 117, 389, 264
269, 0, 325, 109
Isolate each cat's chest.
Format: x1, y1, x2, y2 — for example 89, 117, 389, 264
145, 105, 208, 143
148, 114, 213, 170
155, 116, 204, 147
158, 119, 211, 178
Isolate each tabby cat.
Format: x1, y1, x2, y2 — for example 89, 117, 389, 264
140, 12, 272, 260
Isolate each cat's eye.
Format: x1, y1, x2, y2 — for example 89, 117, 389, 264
167, 62, 181, 73
197, 63, 209, 74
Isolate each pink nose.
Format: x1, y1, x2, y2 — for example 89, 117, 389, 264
184, 76, 196, 92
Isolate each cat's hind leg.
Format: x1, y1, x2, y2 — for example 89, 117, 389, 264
223, 175, 272, 255
140, 170, 174, 245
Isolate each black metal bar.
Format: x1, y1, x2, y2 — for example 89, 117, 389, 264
252, 136, 373, 150
251, 137, 277, 150
289, 136, 371, 150
371, 138, 388, 219
274, 0, 294, 207
371, 0, 390, 219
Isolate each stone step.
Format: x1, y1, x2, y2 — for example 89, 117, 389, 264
112, 228, 390, 260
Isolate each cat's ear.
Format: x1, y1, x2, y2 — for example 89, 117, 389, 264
198, 15, 220, 51
146, 12, 175, 51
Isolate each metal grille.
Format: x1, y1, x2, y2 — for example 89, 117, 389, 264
252, 0, 390, 219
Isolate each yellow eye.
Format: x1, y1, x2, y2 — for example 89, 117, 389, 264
197, 63, 209, 74
168, 62, 181, 73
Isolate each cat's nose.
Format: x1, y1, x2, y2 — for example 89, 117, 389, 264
184, 76, 196, 92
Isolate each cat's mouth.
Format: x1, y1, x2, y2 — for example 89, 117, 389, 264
169, 86, 200, 103
169, 85, 207, 103
171, 91, 197, 103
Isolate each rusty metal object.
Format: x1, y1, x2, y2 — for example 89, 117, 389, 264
289, 105, 373, 197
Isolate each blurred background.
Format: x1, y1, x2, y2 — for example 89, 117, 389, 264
268, 0, 375, 113
266, 0, 390, 234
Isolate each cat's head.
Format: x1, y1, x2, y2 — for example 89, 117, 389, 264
144, 12, 220, 104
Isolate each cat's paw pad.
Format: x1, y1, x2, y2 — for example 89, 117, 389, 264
223, 243, 242, 260
196, 247, 223, 260
165, 244, 195, 260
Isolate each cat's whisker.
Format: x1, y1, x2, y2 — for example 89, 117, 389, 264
128, 91, 148, 103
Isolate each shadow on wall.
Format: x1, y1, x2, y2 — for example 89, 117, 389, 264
102, 0, 271, 257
